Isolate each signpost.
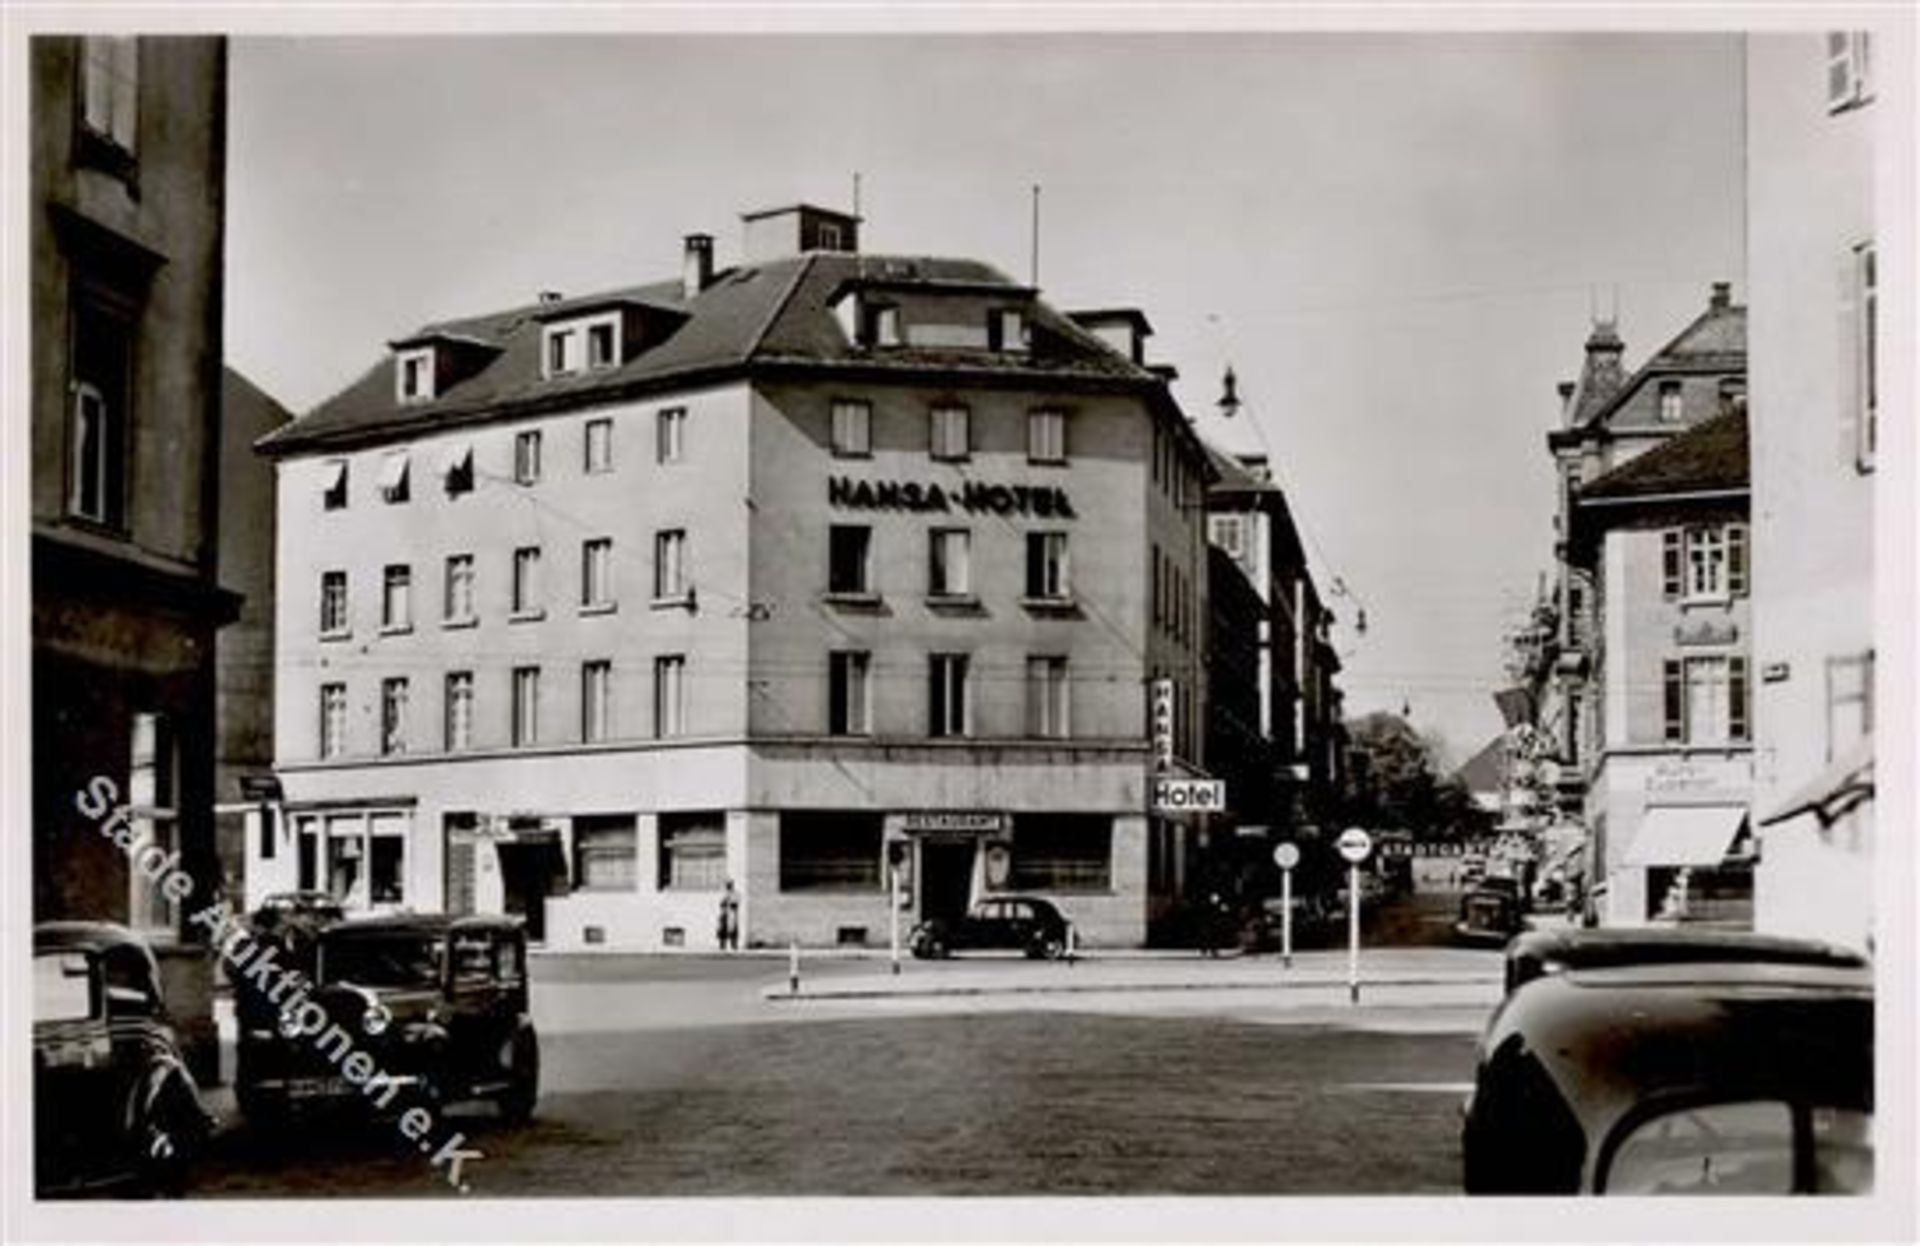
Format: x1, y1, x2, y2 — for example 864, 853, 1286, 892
1272, 841, 1300, 967
1336, 827, 1373, 1004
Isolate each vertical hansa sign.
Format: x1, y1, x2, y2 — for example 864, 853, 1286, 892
1149, 678, 1176, 772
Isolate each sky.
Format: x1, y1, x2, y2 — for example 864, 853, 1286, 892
225, 32, 1747, 766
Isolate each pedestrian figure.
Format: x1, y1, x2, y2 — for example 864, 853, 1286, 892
1201, 890, 1226, 958
717, 879, 740, 952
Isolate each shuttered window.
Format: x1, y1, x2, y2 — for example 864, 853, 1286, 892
1662, 531, 1683, 600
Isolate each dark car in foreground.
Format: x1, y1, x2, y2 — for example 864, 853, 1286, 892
236, 914, 537, 1128
1462, 958, 1873, 1194
910, 896, 1070, 960
1502, 925, 1869, 995
34, 922, 216, 1196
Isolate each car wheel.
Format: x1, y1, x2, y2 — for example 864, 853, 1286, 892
496, 1028, 540, 1125
1036, 935, 1067, 961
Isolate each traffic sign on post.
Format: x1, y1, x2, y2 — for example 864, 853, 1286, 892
1337, 827, 1373, 864
1338, 827, 1371, 1003
1272, 842, 1301, 870
1272, 841, 1300, 967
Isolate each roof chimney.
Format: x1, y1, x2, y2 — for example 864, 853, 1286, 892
1710, 281, 1732, 311
683, 234, 714, 300
538, 290, 564, 305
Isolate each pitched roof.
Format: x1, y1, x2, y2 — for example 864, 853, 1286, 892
1580, 408, 1749, 500
260, 253, 1159, 455
1577, 296, 1746, 432
1200, 438, 1277, 494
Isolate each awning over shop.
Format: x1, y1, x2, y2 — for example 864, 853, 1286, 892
1622, 805, 1748, 867
1760, 740, 1874, 829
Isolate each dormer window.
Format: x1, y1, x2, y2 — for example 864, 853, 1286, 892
544, 312, 622, 379
991, 308, 1029, 353
863, 303, 902, 348
396, 348, 435, 404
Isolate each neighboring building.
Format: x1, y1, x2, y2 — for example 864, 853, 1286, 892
214, 368, 291, 902
252, 207, 1218, 949
30, 36, 233, 1074
1566, 409, 1754, 928
1746, 32, 1880, 952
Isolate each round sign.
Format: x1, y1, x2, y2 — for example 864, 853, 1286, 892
1336, 827, 1374, 864
1272, 842, 1301, 870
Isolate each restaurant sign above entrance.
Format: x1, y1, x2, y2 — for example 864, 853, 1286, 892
829, 476, 1075, 519
898, 811, 1010, 835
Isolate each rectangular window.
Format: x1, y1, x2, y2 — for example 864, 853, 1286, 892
573, 815, 637, 892
992, 308, 1029, 353
1026, 532, 1070, 600
378, 451, 410, 503
320, 570, 349, 636
368, 813, 407, 905
1729, 656, 1750, 743
512, 546, 542, 615
397, 350, 433, 404
380, 678, 409, 756
1009, 816, 1112, 892
442, 445, 473, 496
1662, 530, 1683, 599
586, 320, 618, 369
1827, 31, 1873, 113
582, 537, 613, 608
1658, 379, 1683, 423
68, 298, 131, 528
1728, 525, 1750, 596
1027, 656, 1070, 738
1662, 658, 1685, 743
929, 528, 971, 597
828, 650, 870, 736
1152, 547, 1163, 627
1854, 242, 1877, 471
381, 564, 411, 631
584, 418, 613, 474
322, 459, 348, 511
865, 303, 902, 347
658, 812, 727, 892
320, 683, 347, 759
581, 660, 612, 743
543, 328, 580, 378
929, 653, 969, 738
125, 713, 177, 929
80, 36, 138, 152
779, 812, 883, 891
1827, 651, 1874, 761
511, 666, 540, 747
514, 430, 542, 484
831, 400, 872, 457
444, 554, 474, 623
1211, 516, 1244, 558
828, 525, 872, 595
653, 529, 687, 599
1685, 527, 1726, 600
929, 405, 970, 461
1666, 655, 1748, 746
445, 671, 474, 751
1028, 409, 1066, 463
656, 407, 686, 464
653, 655, 686, 738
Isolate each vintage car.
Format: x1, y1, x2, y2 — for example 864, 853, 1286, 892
1461, 958, 1873, 1193
1502, 926, 1869, 996
910, 896, 1070, 960
235, 914, 537, 1128
34, 922, 216, 1196
1452, 881, 1527, 946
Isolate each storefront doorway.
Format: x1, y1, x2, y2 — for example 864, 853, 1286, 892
919, 839, 976, 924
497, 829, 567, 943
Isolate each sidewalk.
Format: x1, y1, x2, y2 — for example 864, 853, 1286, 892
760, 947, 1503, 1003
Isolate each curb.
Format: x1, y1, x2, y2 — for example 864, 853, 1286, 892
761, 973, 1502, 1003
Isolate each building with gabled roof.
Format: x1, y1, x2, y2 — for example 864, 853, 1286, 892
252, 206, 1220, 950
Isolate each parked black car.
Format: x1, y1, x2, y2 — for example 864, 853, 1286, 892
235, 914, 537, 1128
910, 896, 1070, 960
1452, 883, 1526, 946
1462, 958, 1873, 1193
34, 922, 216, 1196
1502, 925, 1869, 995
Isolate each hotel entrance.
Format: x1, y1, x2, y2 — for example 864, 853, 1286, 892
918, 839, 976, 924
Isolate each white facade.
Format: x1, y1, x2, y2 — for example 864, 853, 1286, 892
1746, 33, 1883, 951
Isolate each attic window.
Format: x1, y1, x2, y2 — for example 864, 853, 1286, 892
378, 451, 410, 503
864, 303, 902, 348
544, 312, 622, 379
396, 347, 435, 404
991, 308, 1029, 353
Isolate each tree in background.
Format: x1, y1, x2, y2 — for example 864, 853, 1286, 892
1342, 711, 1491, 841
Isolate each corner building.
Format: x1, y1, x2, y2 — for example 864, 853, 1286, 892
255, 207, 1215, 949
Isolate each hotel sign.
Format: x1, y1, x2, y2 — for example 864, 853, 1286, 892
1150, 678, 1176, 773
829, 476, 1075, 519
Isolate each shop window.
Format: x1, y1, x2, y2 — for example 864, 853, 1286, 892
658, 812, 727, 891
1010, 816, 1112, 892
778, 812, 882, 891
573, 815, 637, 892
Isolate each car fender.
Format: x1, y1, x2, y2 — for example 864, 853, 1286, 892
124, 1055, 213, 1146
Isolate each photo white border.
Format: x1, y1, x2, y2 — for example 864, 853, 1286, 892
3, 2, 1913, 1242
